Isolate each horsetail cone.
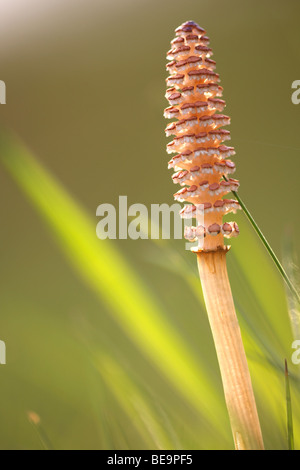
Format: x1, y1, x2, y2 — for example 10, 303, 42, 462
165, 21, 264, 450
165, 20, 240, 252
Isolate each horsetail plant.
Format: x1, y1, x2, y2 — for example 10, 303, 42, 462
165, 21, 264, 450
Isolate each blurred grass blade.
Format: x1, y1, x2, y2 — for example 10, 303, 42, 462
284, 360, 294, 450
282, 234, 300, 340
27, 412, 54, 450
0, 132, 228, 434
94, 353, 179, 450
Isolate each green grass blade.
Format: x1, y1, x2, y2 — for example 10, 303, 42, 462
0, 132, 228, 435
223, 175, 300, 304
285, 360, 294, 450
94, 353, 179, 450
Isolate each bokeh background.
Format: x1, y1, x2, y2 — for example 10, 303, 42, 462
0, 0, 300, 450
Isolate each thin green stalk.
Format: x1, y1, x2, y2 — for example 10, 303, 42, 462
284, 360, 294, 450
223, 176, 300, 304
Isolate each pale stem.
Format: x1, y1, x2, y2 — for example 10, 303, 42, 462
197, 250, 264, 450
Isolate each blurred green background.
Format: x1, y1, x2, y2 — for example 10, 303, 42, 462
0, 0, 300, 450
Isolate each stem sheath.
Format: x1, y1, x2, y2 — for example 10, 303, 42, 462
197, 250, 264, 450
